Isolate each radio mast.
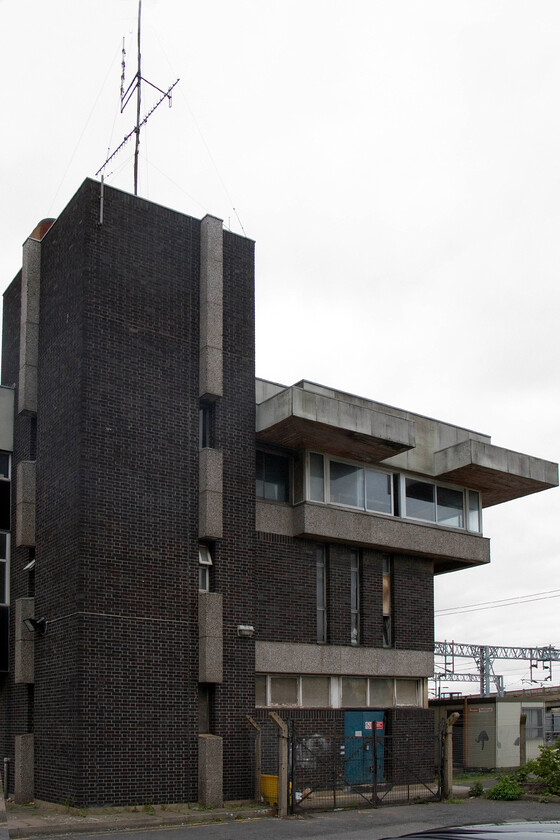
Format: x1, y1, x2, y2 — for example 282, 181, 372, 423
96, 0, 179, 195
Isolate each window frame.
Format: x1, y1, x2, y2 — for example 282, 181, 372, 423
256, 674, 422, 709
316, 545, 327, 644
198, 544, 212, 592
305, 451, 482, 534
256, 449, 291, 504
350, 549, 360, 646
0, 454, 10, 606
307, 452, 394, 516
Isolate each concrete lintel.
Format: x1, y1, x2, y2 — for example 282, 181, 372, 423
256, 641, 433, 678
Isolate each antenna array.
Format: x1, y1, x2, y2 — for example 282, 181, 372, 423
96, 0, 179, 194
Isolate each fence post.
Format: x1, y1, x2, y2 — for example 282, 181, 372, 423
246, 716, 262, 803
372, 735, 378, 807
442, 712, 460, 799
519, 713, 527, 768
269, 712, 289, 818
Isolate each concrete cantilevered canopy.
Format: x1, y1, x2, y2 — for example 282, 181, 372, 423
256, 385, 415, 463
434, 439, 558, 507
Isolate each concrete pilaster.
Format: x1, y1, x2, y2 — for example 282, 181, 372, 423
199, 215, 223, 400
14, 734, 34, 802
18, 238, 41, 415
198, 592, 223, 684
16, 461, 36, 547
199, 448, 223, 539
198, 734, 223, 807
14, 597, 34, 684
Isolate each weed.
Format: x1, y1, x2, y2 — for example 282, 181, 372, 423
486, 776, 523, 801
142, 801, 156, 815
469, 781, 484, 798
525, 737, 560, 796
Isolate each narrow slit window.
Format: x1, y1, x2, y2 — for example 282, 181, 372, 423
198, 544, 212, 592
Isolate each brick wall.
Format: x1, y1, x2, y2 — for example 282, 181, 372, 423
393, 554, 434, 651
256, 540, 431, 652
0, 273, 36, 786
211, 229, 255, 800
1, 179, 255, 806
256, 535, 316, 643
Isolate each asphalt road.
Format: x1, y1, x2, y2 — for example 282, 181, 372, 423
22, 799, 560, 840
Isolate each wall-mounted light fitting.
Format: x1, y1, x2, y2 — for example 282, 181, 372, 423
237, 624, 255, 638
23, 617, 47, 635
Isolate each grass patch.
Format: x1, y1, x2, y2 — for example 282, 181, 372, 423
453, 771, 498, 784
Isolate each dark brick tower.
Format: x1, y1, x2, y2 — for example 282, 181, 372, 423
1, 179, 255, 805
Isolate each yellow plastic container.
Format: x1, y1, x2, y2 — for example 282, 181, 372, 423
260, 774, 278, 805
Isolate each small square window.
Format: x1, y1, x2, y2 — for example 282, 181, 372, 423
270, 676, 298, 706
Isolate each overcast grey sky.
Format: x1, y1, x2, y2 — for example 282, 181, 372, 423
1, 0, 558, 692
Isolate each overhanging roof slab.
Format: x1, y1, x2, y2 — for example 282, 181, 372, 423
256, 386, 415, 462
434, 439, 559, 507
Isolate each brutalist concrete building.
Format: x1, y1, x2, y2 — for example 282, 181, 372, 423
0, 179, 557, 805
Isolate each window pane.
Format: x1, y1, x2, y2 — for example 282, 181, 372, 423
365, 469, 392, 514
255, 675, 266, 706
351, 551, 359, 645
523, 707, 543, 739
405, 479, 435, 521
0, 534, 6, 560
0, 483, 9, 532
350, 553, 359, 611
330, 461, 364, 508
199, 545, 212, 565
199, 565, 209, 591
198, 685, 210, 733
256, 452, 290, 502
370, 678, 394, 706
316, 562, 325, 608
0, 455, 9, 479
302, 676, 330, 706
437, 486, 464, 528
341, 677, 367, 706
317, 610, 327, 644
199, 406, 210, 449
468, 490, 480, 532
309, 453, 325, 502
383, 615, 391, 648
293, 455, 304, 503
316, 547, 326, 643
0, 562, 5, 604
270, 676, 298, 705
396, 679, 419, 706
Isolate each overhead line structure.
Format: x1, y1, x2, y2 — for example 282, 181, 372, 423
433, 641, 560, 698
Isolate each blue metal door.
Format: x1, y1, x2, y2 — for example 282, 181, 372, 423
344, 710, 385, 783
